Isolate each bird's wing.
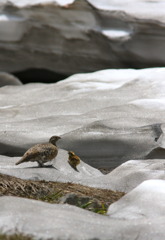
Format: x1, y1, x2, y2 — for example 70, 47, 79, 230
74, 156, 80, 161
22, 148, 42, 161
35, 143, 58, 159
20, 143, 57, 162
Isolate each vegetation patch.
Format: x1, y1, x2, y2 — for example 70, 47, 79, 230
0, 173, 125, 214
0, 233, 33, 240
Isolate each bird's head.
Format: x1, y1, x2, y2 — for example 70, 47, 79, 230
68, 151, 75, 157
49, 136, 61, 145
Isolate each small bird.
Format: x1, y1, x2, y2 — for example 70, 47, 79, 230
15, 136, 61, 167
68, 151, 81, 171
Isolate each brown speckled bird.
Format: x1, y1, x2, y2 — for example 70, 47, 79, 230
68, 151, 80, 171
15, 136, 61, 167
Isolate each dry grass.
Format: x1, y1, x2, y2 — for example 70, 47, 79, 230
0, 173, 53, 199
0, 173, 125, 238
0, 233, 33, 240
0, 173, 124, 206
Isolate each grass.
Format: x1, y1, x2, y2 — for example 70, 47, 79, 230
0, 173, 125, 239
78, 201, 108, 215
93, 203, 108, 215
39, 190, 63, 203
0, 233, 33, 240
0, 173, 125, 214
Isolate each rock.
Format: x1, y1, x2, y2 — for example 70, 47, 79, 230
59, 193, 86, 205
59, 193, 103, 211
1, 1, 165, 73
0, 72, 22, 86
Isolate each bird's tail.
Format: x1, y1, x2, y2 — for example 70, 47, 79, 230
15, 158, 25, 165
68, 161, 79, 172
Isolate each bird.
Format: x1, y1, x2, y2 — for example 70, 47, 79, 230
15, 136, 61, 167
68, 151, 81, 171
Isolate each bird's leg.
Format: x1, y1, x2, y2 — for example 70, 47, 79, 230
37, 160, 44, 167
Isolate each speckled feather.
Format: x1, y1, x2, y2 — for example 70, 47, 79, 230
68, 151, 80, 169
15, 136, 61, 167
